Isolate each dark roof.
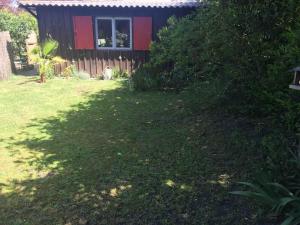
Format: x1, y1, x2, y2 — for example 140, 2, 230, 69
19, 0, 200, 8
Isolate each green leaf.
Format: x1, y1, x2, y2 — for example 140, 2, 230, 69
238, 182, 267, 194
290, 216, 300, 225
268, 183, 293, 196
42, 39, 59, 57
230, 191, 276, 206
281, 215, 296, 225
273, 197, 298, 214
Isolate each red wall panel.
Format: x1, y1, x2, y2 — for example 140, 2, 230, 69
73, 16, 94, 50
133, 17, 152, 51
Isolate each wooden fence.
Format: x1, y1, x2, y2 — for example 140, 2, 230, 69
0, 31, 14, 80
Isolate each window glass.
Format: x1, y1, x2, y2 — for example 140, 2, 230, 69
97, 19, 112, 48
115, 19, 131, 48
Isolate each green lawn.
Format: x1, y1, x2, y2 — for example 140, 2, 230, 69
0, 76, 265, 225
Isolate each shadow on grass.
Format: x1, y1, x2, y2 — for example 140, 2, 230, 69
0, 84, 264, 225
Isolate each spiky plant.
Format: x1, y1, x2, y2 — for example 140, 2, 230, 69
29, 39, 64, 83
231, 182, 300, 225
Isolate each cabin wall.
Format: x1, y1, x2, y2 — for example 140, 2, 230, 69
36, 6, 193, 77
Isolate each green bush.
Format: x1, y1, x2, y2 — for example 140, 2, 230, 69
112, 68, 129, 80
61, 65, 76, 79
132, 14, 202, 90
0, 9, 37, 60
131, 64, 159, 91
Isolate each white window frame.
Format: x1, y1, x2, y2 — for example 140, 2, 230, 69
95, 17, 132, 50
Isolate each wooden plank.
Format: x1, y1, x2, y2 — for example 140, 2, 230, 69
99, 51, 104, 76
91, 51, 96, 77
78, 51, 84, 71
74, 51, 79, 71
84, 50, 90, 74
95, 51, 100, 76
130, 51, 134, 74
118, 54, 122, 70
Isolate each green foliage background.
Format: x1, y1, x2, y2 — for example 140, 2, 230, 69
0, 9, 37, 59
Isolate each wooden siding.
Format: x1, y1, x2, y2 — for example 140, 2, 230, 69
36, 6, 193, 77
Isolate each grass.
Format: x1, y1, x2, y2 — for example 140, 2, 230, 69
0, 76, 271, 225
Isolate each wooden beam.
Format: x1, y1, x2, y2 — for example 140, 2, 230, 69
20, 5, 37, 19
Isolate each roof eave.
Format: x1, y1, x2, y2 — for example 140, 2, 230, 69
18, 1, 201, 9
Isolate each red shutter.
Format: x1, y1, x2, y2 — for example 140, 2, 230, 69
73, 16, 94, 50
133, 17, 152, 51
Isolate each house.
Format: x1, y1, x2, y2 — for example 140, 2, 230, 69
19, 0, 199, 77
0, 0, 11, 9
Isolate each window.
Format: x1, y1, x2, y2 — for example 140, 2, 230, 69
96, 18, 113, 48
95, 17, 132, 50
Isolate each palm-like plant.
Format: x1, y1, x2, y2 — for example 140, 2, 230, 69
231, 182, 300, 225
29, 39, 64, 83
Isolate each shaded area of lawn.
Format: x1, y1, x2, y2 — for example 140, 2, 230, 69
0, 77, 271, 225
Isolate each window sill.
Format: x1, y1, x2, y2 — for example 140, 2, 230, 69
96, 48, 133, 51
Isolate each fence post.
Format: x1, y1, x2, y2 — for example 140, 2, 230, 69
0, 31, 14, 80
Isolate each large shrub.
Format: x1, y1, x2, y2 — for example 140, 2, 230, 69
134, 0, 300, 116
133, 14, 203, 90
0, 9, 37, 60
